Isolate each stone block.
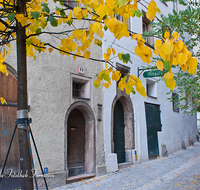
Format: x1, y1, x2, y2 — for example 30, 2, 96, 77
161, 144, 168, 157
106, 153, 118, 173
181, 140, 186, 149
125, 149, 132, 162
96, 165, 107, 176
189, 137, 194, 146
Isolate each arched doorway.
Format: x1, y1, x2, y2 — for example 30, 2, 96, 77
67, 109, 85, 176
111, 92, 134, 163
113, 100, 125, 163
65, 101, 95, 179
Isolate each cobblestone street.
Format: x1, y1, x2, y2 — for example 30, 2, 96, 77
51, 142, 200, 190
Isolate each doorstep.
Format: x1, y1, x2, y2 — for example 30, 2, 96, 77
118, 162, 132, 169
66, 173, 95, 184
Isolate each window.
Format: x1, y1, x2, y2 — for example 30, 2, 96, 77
71, 75, 90, 99
172, 92, 179, 112
146, 79, 157, 98
65, 0, 77, 7
73, 81, 85, 98
142, 12, 154, 46
116, 63, 130, 91
114, 14, 131, 31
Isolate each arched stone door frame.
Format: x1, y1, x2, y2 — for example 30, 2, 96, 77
111, 92, 134, 161
64, 101, 96, 178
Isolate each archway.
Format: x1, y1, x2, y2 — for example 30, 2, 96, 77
113, 100, 125, 163
67, 109, 85, 176
65, 101, 95, 178
111, 92, 134, 163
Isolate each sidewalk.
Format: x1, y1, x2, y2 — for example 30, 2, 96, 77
51, 142, 200, 190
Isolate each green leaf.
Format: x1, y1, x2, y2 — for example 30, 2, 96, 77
36, 28, 41, 34
33, 55, 36, 60
103, 74, 110, 82
122, 75, 127, 82
96, 39, 102, 47
135, 10, 143, 18
31, 11, 40, 20
42, 3, 50, 13
118, 52, 123, 61
122, 53, 132, 64
131, 87, 136, 94
8, 12, 15, 21
27, 38, 33, 47
66, 19, 73, 26
164, 60, 170, 71
47, 16, 58, 27
104, 25, 108, 31
60, 1, 64, 6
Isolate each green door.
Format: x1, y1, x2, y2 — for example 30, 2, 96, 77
145, 103, 162, 158
114, 100, 125, 163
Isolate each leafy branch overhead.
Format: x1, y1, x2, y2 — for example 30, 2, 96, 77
0, 0, 198, 103
149, 1, 200, 114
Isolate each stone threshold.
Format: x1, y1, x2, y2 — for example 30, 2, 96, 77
118, 162, 132, 169
66, 173, 95, 184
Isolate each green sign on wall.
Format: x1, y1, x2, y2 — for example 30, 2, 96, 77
143, 70, 164, 78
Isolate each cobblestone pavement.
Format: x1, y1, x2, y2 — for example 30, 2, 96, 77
51, 142, 200, 190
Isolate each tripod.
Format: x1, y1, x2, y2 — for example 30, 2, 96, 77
0, 118, 48, 190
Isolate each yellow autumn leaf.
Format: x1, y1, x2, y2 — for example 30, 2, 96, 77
71, 42, 77, 52
0, 23, 6, 31
103, 83, 109, 89
177, 53, 187, 66
107, 48, 111, 54
7, 49, 11, 56
164, 31, 170, 39
104, 53, 110, 61
156, 60, 164, 71
176, 40, 183, 52
58, 18, 63, 25
92, 22, 100, 32
187, 57, 197, 75
83, 51, 90, 59
0, 97, 7, 104
55, 10, 60, 16
73, 7, 82, 20
16, 14, 28, 27
6, 44, 11, 48
66, 11, 73, 22
48, 48, 53, 53
164, 71, 175, 90
110, 48, 115, 56
172, 31, 179, 40
163, 42, 174, 55
172, 57, 177, 66
123, 13, 129, 21
0, 62, 8, 76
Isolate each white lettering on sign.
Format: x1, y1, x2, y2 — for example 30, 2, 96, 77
78, 66, 85, 74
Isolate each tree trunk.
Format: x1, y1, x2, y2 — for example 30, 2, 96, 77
17, 0, 33, 189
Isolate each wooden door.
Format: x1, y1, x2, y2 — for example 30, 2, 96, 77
114, 100, 125, 163
145, 103, 162, 158
67, 109, 85, 177
0, 71, 19, 173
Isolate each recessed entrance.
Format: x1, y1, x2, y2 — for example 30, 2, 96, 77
113, 100, 125, 163
145, 103, 162, 158
67, 109, 85, 177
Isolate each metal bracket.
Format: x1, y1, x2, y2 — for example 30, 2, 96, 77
16, 118, 32, 125
137, 66, 157, 77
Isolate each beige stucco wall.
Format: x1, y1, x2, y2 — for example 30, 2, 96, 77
5, 8, 105, 187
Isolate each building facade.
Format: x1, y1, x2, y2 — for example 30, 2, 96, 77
102, 0, 198, 173
0, 0, 198, 189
